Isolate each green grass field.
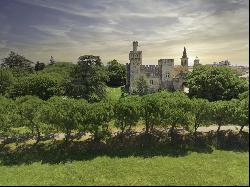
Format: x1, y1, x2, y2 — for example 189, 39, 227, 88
0, 149, 248, 186
106, 86, 122, 101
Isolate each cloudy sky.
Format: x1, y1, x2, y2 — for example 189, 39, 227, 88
0, 0, 249, 66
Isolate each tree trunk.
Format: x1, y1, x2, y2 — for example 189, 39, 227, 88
239, 125, 245, 134
150, 123, 154, 133
65, 129, 71, 143
34, 125, 41, 145
170, 125, 175, 144
216, 123, 222, 148
194, 119, 199, 133
217, 124, 221, 133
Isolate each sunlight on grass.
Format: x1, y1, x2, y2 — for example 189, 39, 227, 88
106, 86, 122, 101
0, 150, 248, 185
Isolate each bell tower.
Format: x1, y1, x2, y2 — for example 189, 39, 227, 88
181, 47, 188, 67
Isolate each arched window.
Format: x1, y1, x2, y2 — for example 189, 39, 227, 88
166, 73, 170, 78
150, 80, 153, 85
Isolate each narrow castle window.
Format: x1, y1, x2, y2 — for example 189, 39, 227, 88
166, 73, 170, 78
150, 80, 153, 85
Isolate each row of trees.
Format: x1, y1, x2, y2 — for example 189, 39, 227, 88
0, 91, 248, 147
0, 52, 126, 102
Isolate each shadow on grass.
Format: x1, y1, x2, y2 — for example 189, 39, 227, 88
0, 130, 247, 166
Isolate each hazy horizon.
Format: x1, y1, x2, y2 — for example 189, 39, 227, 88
0, 0, 249, 66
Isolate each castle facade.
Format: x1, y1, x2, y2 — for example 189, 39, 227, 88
125, 41, 195, 93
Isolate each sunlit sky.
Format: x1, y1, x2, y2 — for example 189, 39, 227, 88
0, 0, 249, 66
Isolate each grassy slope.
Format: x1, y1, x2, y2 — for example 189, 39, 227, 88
0, 150, 248, 186
106, 86, 122, 101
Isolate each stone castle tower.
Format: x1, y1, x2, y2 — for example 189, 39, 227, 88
128, 41, 142, 92
126, 41, 191, 93
193, 56, 200, 66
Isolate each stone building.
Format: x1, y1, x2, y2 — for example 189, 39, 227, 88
125, 41, 190, 93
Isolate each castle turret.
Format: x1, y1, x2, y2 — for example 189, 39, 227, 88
181, 47, 188, 67
128, 41, 142, 93
193, 56, 200, 66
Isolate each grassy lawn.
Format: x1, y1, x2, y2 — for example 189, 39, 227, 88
106, 86, 122, 101
0, 149, 248, 186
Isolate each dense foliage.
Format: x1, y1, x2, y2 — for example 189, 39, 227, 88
64, 55, 108, 102
1, 51, 34, 76
0, 68, 14, 95
7, 72, 64, 100
106, 59, 126, 87
187, 65, 248, 101
0, 90, 248, 148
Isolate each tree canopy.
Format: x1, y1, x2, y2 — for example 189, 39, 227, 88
64, 55, 108, 102
1, 51, 34, 75
187, 65, 248, 101
106, 59, 126, 87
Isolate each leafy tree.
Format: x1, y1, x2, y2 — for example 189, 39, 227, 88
87, 100, 114, 142
15, 96, 45, 144
106, 59, 126, 87
232, 97, 249, 133
7, 72, 64, 100
210, 100, 235, 132
1, 51, 34, 75
42, 62, 75, 79
239, 91, 249, 100
187, 65, 248, 101
159, 93, 194, 142
190, 98, 212, 132
0, 68, 14, 95
34, 61, 45, 71
136, 76, 148, 96
46, 96, 88, 143
142, 93, 162, 134
114, 96, 141, 134
65, 55, 108, 102
0, 97, 16, 148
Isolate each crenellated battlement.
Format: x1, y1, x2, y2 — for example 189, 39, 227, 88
140, 65, 160, 76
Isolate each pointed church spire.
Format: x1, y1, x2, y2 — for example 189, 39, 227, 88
182, 46, 187, 58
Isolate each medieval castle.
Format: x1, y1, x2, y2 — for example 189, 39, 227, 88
125, 41, 199, 93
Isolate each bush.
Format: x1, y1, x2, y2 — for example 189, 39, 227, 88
7, 72, 64, 100
187, 65, 248, 101
114, 96, 142, 134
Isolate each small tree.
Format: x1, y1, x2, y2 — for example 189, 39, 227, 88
190, 98, 212, 133
15, 96, 45, 145
65, 55, 108, 102
87, 100, 114, 142
1, 51, 34, 75
0, 97, 16, 148
159, 95, 194, 143
106, 59, 126, 87
136, 76, 148, 96
114, 96, 141, 134
0, 68, 14, 95
232, 98, 249, 133
210, 100, 235, 132
35, 61, 45, 71
46, 96, 88, 143
142, 93, 162, 134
